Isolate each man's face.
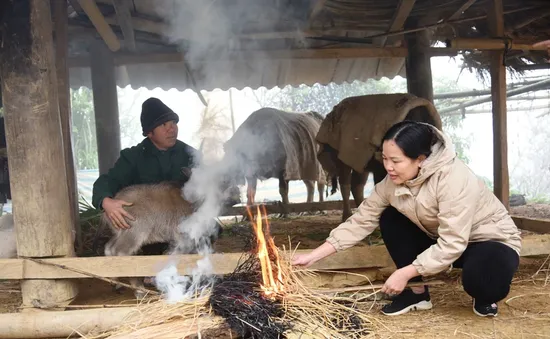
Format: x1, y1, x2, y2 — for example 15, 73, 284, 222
148, 120, 178, 150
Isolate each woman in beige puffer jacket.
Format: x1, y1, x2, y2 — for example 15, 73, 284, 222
293, 121, 521, 317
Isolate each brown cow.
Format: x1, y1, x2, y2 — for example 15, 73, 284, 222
100, 176, 240, 299
316, 94, 443, 221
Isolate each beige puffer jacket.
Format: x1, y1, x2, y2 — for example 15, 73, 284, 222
326, 126, 522, 276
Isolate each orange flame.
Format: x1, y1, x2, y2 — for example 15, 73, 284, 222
247, 205, 284, 297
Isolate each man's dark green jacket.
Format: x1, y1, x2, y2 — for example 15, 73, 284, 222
92, 138, 200, 209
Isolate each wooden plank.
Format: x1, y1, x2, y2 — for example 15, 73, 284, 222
309, 0, 328, 26
223, 200, 357, 216
53, 0, 82, 256
488, 0, 509, 210
104, 15, 170, 37
0, 245, 392, 280
77, 0, 121, 51
448, 0, 477, 21
67, 47, 409, 68
112, 0, 136, 51
381, 0, 416, 46
1, 233, 549, 280
512, 216, 550, 234
519, 234, 550, 257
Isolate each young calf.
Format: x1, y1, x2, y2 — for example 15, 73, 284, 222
101, 181, 240, 298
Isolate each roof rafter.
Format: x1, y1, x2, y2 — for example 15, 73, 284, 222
112, 0, 136, 51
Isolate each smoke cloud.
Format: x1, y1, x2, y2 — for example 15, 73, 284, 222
153, 1, 308, 302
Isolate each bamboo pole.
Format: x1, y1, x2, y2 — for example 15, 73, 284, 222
446, 38, 550, 51
0, 307, 136, 339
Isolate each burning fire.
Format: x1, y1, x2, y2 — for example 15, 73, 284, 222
247, 205, 284, 297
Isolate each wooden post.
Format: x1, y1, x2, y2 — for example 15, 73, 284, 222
53, 0, 82, 255
488, 0, 509, 210
90, 41, 121, 175
404, 25, 434, 102
0, 0, 77, 307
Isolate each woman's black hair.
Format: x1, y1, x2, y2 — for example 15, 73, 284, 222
381, 121, 437, 159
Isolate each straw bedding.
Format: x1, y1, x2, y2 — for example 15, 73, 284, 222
85, 248, 380, 339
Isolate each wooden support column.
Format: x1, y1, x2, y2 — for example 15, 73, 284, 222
53, 0, 82, 255
90, 41, 121, 175
404, 24, 434, 102
488, 0, 509, 209
0, 0, 77, 307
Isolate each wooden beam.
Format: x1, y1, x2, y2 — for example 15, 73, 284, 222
405, 24, 434, 102
68, 47, 409, 68
1, 233, 548, 281
223, 201, 358, 216
448, 0, 477, 21
0, 245, 393, 280
511, 216, 550, 234
0, 0, 78, 308
382, 0, 416, 46
90, 41, 122, 175
488, 0, 509, 210
309, 0, 328, 26
77, 0, 121, 51
507, 9, 550, 32
0, 307, 136, 339
53, 0, 82, 256
104, 15, 170, 37
112, 0, 136, 51
446, 38, 550, 51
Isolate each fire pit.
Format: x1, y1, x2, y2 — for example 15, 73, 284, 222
90, 204, 378, 339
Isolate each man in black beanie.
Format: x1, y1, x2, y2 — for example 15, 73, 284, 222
92, 97, 200, 229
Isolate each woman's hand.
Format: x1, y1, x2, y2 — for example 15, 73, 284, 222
380, 265, 420, 295
380, 269, 409, 295
291, 241, 337, 268
102, 197, 135, 229
291, 253, 317, 267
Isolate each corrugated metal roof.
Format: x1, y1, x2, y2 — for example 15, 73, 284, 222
68, 56, 406, 91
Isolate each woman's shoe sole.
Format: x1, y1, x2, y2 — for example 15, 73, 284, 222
381, 300, 433, 316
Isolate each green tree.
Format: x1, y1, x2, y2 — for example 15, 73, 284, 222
71, 87, 98, 170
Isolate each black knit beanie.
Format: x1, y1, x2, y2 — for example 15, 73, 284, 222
140, 97, 179, 136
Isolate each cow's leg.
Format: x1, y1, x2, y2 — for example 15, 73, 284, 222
105, 232, 149, 300
304, 180, 315, 203
351, 170, 368, 207
278, 173, 290, 218
368, 158, 387, 184
303, 180, 317, 215
338, 164, 353, 222
317, 181, 325, 203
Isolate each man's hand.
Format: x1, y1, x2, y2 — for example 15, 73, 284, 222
102, 197, 135, 229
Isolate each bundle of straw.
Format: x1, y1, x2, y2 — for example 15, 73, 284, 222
86, 246, 380, 339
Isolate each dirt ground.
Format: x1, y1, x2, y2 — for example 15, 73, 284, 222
511, 203, 550, 220
1, 207, 549, 338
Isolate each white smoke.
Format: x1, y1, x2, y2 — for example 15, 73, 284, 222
153, 1, 308, 302
154, 158, 234, 302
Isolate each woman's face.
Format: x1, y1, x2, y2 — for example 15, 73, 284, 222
382, 139, 425, 185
